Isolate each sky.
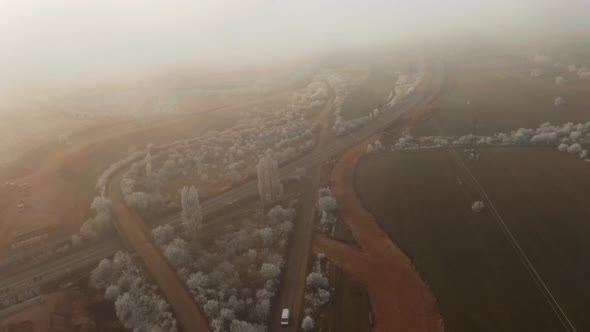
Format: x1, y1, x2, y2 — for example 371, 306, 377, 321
1, 0, 589, 94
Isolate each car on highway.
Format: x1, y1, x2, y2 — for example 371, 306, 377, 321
281, 308, 290, 326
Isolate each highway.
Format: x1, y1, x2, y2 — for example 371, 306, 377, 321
0, 61, 445, 316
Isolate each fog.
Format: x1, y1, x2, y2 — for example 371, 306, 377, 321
1, 0, 589, 96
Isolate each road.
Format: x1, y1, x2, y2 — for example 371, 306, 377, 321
0, 61, 445, 321
108, 172, 210, 332
269, 82, 334, 332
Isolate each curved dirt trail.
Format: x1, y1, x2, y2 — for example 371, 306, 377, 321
314, 135, 443, 332
109, 174, 211, 332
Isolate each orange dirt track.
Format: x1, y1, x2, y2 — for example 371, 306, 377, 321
313, 135, 444, 332
109, 176, 210, 332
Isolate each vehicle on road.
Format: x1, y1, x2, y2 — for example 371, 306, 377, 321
281, 308, 290, 326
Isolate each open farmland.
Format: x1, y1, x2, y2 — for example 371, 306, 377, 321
414, 59, 590, 137
355, 147, 590, 331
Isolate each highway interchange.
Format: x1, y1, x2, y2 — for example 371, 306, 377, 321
0, 61, 445, 328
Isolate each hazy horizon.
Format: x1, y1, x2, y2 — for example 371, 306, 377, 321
1, 0, 589, 96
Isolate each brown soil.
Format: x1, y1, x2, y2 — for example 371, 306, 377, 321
313, 135, 443, 332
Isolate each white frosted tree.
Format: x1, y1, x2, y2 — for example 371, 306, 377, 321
180, 185, 203, 237
259, 263, 281, 281
471, 201, 485, 212
151, 224, 175, 247
163, 238, 191, 270
90, 258, 115, 289
554, 97, 566, 107
145, 154, 153, 180
257, 153, 283, 204
302, 315, 314, 331
318, 196, 337, 213
555, 76, 566, 86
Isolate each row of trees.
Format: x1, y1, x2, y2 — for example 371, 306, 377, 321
290, 80, 329, 114
73, 195, 114, 245
152, 205, 296, 332
317, 187, 338, 235
366, 140, 384, 153
301, 254, 332, 331
392, 121, 590, 160
385, 73, 422, 109
114, 79, 327, 215
90, 251, 178, 331
532, 54, 590, 81
76, 75, 329, 247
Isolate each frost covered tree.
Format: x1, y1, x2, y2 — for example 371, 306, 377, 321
104, 284, 121, 300
145, 153, 154, 182
257, 153, 283, 204
567, 143, 582, 155
90, 251, 178, 332
367, 140, 384, 153
318, 196, 337, 213
79, 195, 113, 241
90, 258, 115, 289
259, 263, 281, 280
180, 185, 203, 237
555, 76, 566, 86
471, 201, 485, 212
554, 97, 567, 107
151, 224, 175, 247
302, 315, 314, 331
306, 272, 329, 289
164, 238, 192, 270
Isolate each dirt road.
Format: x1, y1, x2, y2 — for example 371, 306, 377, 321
109, 174, 210, 332
314, 135, 443, 332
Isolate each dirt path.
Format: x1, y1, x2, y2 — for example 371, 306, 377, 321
109, 174, 210, 332
313, 134, 443, 332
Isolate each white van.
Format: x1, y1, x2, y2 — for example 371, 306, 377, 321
281, 308, 290, 326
